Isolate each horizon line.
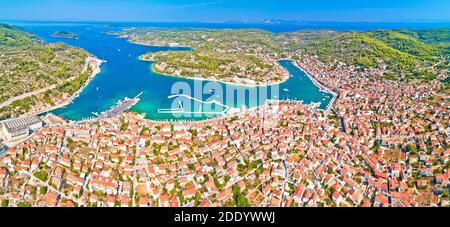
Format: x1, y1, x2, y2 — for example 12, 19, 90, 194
2, 19, 450, 25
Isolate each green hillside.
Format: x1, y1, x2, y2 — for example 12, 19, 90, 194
367, 30, 440, 62
395, 28, 450, 62
0, 24, 90, 119
296, 29, 448, 80
120, 27, 448, 82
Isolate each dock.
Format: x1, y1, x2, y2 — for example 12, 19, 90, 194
158, 94, 241, 117
99, 92, 143, 119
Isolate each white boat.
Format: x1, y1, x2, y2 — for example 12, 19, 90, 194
283, 88, 290, 92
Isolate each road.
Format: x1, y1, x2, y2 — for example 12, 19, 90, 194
0, 84, 57, 110
0, 56, 99, 111
279, 159, 288, 207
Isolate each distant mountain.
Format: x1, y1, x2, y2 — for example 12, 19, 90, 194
218, 19, 307, 25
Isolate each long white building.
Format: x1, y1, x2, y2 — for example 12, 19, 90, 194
1, 115, 43, 142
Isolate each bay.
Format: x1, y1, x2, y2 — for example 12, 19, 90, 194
14, 22, 333, 121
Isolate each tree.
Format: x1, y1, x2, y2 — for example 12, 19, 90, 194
194, 192, 202, 207
406, 143, 418, 154
373, 140, 381, 154
40, 186, 48, 195
16, 201, 31, 207
232, 185, 250, 207
1, 200, 8, 207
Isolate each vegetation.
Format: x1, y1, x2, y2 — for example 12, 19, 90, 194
116, 28, 286, 84
52, 31, 78, 39
1, 199, 8, 207
16, 201, 32, 207
117, 28, 449, 84
33, 170, 49, 182
39, 186, 48, 195
395, 28, 450, 58
0, 23, 89, 119
232, 185, 250, 207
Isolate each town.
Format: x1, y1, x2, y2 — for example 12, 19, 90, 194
0, 53, 448, 207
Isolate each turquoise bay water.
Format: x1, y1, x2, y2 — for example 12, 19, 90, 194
19, 23, 333, 121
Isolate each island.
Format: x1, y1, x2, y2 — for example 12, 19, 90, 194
51, 31, 78, 39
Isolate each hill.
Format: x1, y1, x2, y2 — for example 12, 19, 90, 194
0, 24, 91, 120
117, 28, 448, 83
282, 29, 448, 80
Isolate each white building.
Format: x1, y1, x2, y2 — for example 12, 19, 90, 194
0, 142, 7, 157
1, 115, 43, 141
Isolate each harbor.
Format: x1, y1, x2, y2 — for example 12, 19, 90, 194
19, 24, 334, 122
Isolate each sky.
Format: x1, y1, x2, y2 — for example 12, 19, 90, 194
0, 0, 449, 23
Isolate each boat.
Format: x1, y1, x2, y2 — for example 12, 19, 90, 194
96, 86, 99, 91
283, 88, 290, 92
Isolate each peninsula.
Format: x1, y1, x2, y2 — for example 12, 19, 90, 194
0, 24, 101, 120
114, 28, 449, 87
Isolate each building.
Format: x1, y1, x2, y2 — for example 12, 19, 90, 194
1, 115, 43, 141
0, 141, 7, 157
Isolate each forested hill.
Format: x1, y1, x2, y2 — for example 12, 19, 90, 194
119, 27, 449, 83
0, 24, 90, 119
293, 29, 449, 80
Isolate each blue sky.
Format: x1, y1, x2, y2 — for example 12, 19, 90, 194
0, 0, 449, 22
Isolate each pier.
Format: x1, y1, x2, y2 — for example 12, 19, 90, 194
158, 94, 241, 117
97, 92, 143, 119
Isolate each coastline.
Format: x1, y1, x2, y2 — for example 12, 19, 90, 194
141, 57, 291, 88
122, 33, 337, 116
144, 56, 337, 111
51, 35, 79, 40
45, 56, 335, 125
291, 60, 338, 113
33, 56, 105, 116
128, 39, 192, 49
124, 35, 290, 87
